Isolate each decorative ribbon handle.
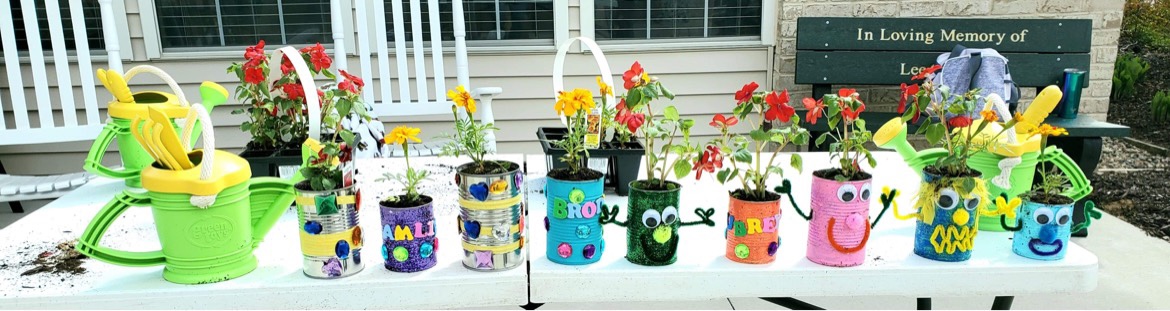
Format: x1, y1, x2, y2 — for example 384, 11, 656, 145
271, 46, 322, 140
552, 37, 616, 127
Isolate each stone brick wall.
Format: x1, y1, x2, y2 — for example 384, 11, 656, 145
773, 0, 1124, 121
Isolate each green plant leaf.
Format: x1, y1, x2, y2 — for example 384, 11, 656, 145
716, 168, 732, 184
732, 149, 752, 163
925, 123, 945, 145
660, 83, 675, 100
855, 119, 866, 131
790, 153, 803, 173
340, 131, 356, 146
626, 91, 643, 109
865, 150, 877, 168
673, 160, 691, 179
815, 131, 830, 146
664, 106, 680, 121
749, 129, 769, 142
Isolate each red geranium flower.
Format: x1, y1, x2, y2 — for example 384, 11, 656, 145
837, 88, 858, 99
340, 70, 365, 89
898, 83, 919, 113
280, 57, 294, 75
614, 99, 645, 132
622, 62, 645, 90
710, 114, 739, 128
244, 40, 266, 61
802, 97, 825, 124
244, 65, 265, 85
300, 43, 332, 71
912, 65, 941, 81
692, 145, 724, 180
281, 83, 304, 101
841, 101, 865, 122
735, 82, 759, 105
763, 90, 795, 122
947, 115, 973, 128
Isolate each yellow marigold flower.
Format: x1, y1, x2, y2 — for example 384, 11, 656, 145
1029, 123, 1068, 138
980, 109, 999, 123
596, 76, 612, 96
639, 72, 650, 87
555, 88, 595, 117
446, 85, 477, 114
385, 126, 422, 145
1012, 112, 1025, 123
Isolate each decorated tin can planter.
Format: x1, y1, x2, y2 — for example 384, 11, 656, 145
379, 196, 437, 272
456, 161, 526, 271
294, 184, 365, 279
544, 173, 606, 265
805, 174, 873, 267
910, 170, 989, 262
1003, 200, 1074, 260
600, 181, 715, 266
725, 194, 781, 264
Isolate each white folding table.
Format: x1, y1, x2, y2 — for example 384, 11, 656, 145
0, 155, 528, 309
524, 152, 1098, 310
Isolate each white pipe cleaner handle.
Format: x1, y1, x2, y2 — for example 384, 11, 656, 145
552, 37, 617, 127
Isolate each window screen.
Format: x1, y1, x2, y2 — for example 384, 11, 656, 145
155, 0, 332, 49
9, 0, 105, 51
384, 0, 554, 43
595, 0, 762, 41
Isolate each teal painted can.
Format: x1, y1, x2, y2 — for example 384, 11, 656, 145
544, 171, 606, 265
1007, 200, 1074, 260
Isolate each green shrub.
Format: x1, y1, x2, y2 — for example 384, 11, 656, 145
1123, 0, 1170, 51
1152, 90, 1170, 122
1112, 53, 1150, 100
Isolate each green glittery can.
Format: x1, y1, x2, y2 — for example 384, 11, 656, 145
600, 180, 715, 266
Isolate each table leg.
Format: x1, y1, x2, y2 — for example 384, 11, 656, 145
0, 158, 25, 213
520, 302, 543, 310
761, 297, 825, 310
917, 297, 932, 310
991, 296, 1014, 310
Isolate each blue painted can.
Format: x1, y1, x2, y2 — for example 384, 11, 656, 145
1012, 200, 1074, 260
545, 174, 606, 265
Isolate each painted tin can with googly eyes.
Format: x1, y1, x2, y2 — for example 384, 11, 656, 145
804, 173, 874, 267
1004, 200, 1074, 260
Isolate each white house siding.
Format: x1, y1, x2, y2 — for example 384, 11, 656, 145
0, 0, 776, 175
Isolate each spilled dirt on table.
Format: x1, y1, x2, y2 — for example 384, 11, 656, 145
19, 240, 87, 277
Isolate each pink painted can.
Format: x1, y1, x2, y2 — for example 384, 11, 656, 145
806, 173, 873, 267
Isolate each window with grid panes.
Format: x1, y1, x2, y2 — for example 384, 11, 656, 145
384, 0, 554, 44
595, 0, 762, 41
154, 0, 332, 49
9, 0, 105, 51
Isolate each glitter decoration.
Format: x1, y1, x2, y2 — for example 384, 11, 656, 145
576, 225, 591, 238
557, 243, 572, 258
304, 221, 323, 234
336, 240, 351, 259
475, 250, 494, 269
583, 244, 597, 259
322, 257, 343, 277
393, 246, 409, 262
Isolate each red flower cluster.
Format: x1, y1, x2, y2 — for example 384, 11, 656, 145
243, 40, 267, 85
692, 145, 723, 180
947, 115, 973, 128
338, 70, 365, 94
801, 97, 824, 124
622, 62, 645, 90
300, 43, 332, 72
281, 83, 305, 101
735, 82, 759, 105
709, 114, 738, 128
898, 83, 921, 123
763, 90, 795, 122
614, 99, 645, 132
911, 64, 941, 81
837, 88, 865, 122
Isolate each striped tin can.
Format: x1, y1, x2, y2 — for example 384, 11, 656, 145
455, 161, 526, 271
294, 183, 365, 279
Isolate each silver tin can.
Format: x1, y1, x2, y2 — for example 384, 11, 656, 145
455, 160, 526, 271
294, 184, 365, 279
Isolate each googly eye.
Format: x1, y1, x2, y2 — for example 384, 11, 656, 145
1033, 207, 1054, 225
837, 184, 858, 203
937, 188, 959, 210
662, 207, 678, 225
641, 209, 662, 228
860, 183, 872, 202
964, 196, 981, 211
1055, 208, 1072, 226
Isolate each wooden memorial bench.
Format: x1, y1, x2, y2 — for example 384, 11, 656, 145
794, 17, 1131, 237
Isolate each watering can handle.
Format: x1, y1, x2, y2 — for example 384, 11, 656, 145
76, 191, 166, 267
1038, 146, 1093, 201
124, 65, 189, 107
82, 122, 141, 179
552, 37, 616, 127
177, 104, 217, 182
271, 46, 322, 140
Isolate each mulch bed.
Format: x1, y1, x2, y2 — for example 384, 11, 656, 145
1088, 138, 1170, 241
1109, 41, 1170, 146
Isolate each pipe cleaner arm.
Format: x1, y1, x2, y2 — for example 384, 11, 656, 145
888, 186, 917, 220
994, 194, 1023, 231
1000, 215, 1023, 231
1071, 200, 1103, 233
774, 179, 812, 221
871, 187, 899, 229
599, 203, 628, 227
680, 208, 716, 227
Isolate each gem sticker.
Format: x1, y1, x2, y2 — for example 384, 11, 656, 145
336, 240, 351, 259
322, 257, 342, 277
469, 182, 490, 201
576, 225, 591, 238
490, 179, 509, 194
583, 244, 597, 259
393, 246, 409, 262
304, 221, 323, 234
420, 242, 434, 258
735, 243, 750, 259
315, 194, 338, 215
557, 243, 572, 258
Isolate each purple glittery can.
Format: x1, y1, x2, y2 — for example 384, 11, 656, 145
379, 195, 437, 273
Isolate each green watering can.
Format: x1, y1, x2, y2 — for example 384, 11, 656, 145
873, 86, 1092, 231
78, 104, 296, 284
84, 66, 224, 187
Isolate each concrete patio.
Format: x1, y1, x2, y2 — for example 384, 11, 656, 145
3, 200, 1167, 310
